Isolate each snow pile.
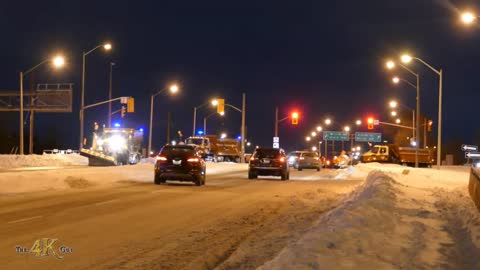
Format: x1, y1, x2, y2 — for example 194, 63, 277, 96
259, 168, 480, 269
0, 154, 88, 169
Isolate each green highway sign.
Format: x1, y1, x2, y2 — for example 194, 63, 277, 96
355, 132, 382, 142
323, 131, 349, 141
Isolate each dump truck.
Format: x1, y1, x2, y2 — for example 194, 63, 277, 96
185, 135, 241, 162
361, 144, 432, 167
80, 128, 143, 166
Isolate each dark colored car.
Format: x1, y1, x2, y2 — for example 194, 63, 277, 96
248, 148, 289, 180
154, 145, 206, 186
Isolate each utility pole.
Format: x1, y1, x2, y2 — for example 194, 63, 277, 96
29, 74, 34, 154
241, 93, 246, 163
437, 70, 443, 167
166, 111, 171, 144
108, 62, 114, 128
325, 140, 328, 158
415, 74, 420, 168
19, 71, 24, 155
274, 106, 278, 137
193, 107, 197, 136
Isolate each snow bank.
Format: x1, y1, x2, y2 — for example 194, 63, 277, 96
259, 168, 480, 269
0, 154, 87, 169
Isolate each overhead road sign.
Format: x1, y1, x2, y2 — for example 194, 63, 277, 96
355, 132, 382, 143
323, 131, 349, 141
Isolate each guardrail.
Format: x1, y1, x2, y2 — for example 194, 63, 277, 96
469, 167, 480, 212
42, 149, 79, 155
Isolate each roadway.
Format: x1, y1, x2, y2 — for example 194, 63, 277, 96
0, 164, 362, 270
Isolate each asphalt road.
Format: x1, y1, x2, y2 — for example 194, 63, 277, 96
1, 165, 362, 270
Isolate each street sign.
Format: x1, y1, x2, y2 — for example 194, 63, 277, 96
373, 120, 379, 126
323, 131, 349, 141
461, 144, 478, 152
355, 132, 382, 143
273, 142, 279, 149
273, 137, 279, 143
466, 152, 480, 159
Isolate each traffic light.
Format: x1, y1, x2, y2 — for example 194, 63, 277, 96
216, 98, 225, 113
127, 97, 134, 112
121, 106, 126, 118
367, 117, 374, 130
291, 112, 299, 125
427, 119, 433, 132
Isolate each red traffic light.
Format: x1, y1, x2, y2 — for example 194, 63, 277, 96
291, 112, 299, 125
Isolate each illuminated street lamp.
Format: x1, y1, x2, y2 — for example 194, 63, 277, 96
355, 120, 362, 126
211, 99, 219, 106
19, 54, 65, 155
392, 77, 400, 84
148, 84, 179, 154
311, 131, 317, 137
306, 136, 311, 142
325, 118, 332, 125
389, 100, 398, 108
391, 111, 397, 117
401, 54, 412, 64
396, 118, 401, 124
461, 11, 477, 25
344, 126, 350, 132
312, 146, 317, 152
80, 42, 112, 150
316, 126, 322, 132
386, 60, 395, 69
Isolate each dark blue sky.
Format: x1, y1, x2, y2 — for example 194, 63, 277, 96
0, 0, 479, 153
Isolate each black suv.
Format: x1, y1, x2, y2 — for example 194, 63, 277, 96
248, 148, 289, 180
154, 145, 206, 186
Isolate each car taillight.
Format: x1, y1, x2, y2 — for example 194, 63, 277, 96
279, 157, 285, 162
250, 156, 256, 161
156, 156, 167, 161
326, 160, 331, 165
187, 158, 199, 162
299, 157, 305, 160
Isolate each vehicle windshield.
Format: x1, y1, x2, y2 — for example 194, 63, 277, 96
371, 146, 380, 154
255, 149, 280, 159
161, 147, 195, 157
186, 138, 204, 145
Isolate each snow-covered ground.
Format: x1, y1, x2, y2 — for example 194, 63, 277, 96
0, 154, 88, 170
259, 163, 480, 269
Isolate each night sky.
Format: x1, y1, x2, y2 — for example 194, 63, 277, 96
1, 0, 479, 155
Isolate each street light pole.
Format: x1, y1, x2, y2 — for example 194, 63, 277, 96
79, 43, 112, 150
241, 93, 246, 163
19, 56, 64, 155
80, 51, 86, 150
274, 106, 278, 137
19, 72, 24, 155
193, 107, 197, 136
108, 62, 114, 128
148, 94, 155, 155
438, 69, 443, 166
415, 73, 420, 168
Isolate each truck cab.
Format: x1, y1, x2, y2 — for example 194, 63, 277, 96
361, 145, 390, 163
185, 136, 211, 159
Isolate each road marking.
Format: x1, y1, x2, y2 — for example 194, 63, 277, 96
94, 199, 119, 206
7, 215, 42, 224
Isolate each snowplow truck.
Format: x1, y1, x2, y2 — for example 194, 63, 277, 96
80, 128, 143, 166
361, 144, 432, 167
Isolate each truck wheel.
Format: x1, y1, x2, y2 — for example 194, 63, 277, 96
202, 170, 207, 185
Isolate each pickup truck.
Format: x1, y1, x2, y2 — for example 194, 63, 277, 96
361, 144, 433, 167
